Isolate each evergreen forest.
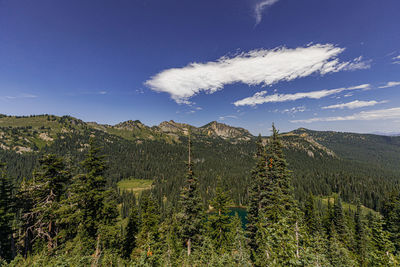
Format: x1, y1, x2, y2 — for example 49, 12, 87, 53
0, 115, 400, 266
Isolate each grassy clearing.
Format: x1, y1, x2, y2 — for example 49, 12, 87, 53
117, 178, 153, 193
320, 196, 379, 216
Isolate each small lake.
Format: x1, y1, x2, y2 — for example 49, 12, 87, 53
228, 207, 248, 228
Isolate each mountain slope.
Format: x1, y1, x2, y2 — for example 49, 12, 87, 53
0, 114, 399, 210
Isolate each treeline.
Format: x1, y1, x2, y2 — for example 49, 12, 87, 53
1, 126, 400, 266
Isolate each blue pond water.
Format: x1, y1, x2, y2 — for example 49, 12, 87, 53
228, 207, 248, 228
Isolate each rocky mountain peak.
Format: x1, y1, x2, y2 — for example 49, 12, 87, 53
114, 120, 146, 130
201, 121, 252, 140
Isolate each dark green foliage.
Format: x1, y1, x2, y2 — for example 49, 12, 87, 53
16, 155, 70, 255
0, 163, 15, 261
382, 191, 400, 252
64, 139, 118, 252
252, 125, 301, 266
332, 196, 347, 241
176, 136, 205, 256
246, 135, 266, 257
354, 201, 366, 265
366, 212, 396, 265
206, 177, 232, 253
304, 192, 320, 235
231, 213, 251, 266
135, 193, 162, 265
1, 121, 400, 265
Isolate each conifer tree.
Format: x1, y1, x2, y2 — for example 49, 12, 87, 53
367, 213, 396, 265
246, 134, 266, 257
66, 139, 118, 251
16, 178, 35, 257
332, 196, 347, 242
327, 223, 355, 266
176, 132, 204, 257
255, 125, 300, 266
0, 162, 15, 261
122, 205, 139, 259
19, 155, 70, 252
304, 192, 319, 235
231, 213, 251, 266
206, 176, 232, 253
136, 193, 161, 265
382, 190, 400, 252
354, 201, 366, 266
159, 209, 181, 266
261, 124, 296, 221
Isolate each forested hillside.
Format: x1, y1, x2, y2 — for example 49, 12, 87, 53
1, 114, 399, 211
1, 123, 400, 266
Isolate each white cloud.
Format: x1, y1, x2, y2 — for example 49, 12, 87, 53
392, 55, 400, 64
322, 100, 387, 110
291, 107, 400, 123
145, 44, 369, 104
219, 115, 238, 120
254, 0, 280, 25
233, 83, 370, 107
378, 81, 400, 89
1, 93, 38, 100
280, 106, 306, 114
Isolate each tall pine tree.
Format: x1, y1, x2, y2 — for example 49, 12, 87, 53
246, 134, 266, 258
66, 138, 118, 252
206, 176, 232, 253
176, 132, 204, 257
255, 125, 300, 266
18, 155, 70, 252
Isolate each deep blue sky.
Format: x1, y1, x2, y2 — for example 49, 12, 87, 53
1, 0, 399, 134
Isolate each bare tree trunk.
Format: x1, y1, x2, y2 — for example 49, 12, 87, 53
295, 221, 299, 258
187, 238, 191, 256
91, 235, 101, 267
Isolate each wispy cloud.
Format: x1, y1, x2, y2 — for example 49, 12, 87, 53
0, 93, 38, 100
254, 0, 280, 25
322, 100, 387, 110
219, 115, 238, 120
393, 55, 400, 64
145, 44, 370, 104
233, 84, 370, 107
291, 107, 400, 123
378, 81, 400, 89
280, 106, 306, 115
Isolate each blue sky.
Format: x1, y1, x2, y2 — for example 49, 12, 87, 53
1, 0, 400, 135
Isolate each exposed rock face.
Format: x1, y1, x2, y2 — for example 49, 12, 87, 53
154, 120, 253, 141
157, 120, 191, 135
200, 121, 252, 140
114, 120, 147, 131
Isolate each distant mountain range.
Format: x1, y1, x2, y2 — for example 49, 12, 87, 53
0, 114, 399, 166
1, 113, 399, 209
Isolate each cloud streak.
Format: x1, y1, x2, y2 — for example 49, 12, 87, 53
254, 0, 280, 25
291, 107, 400, 123
0, 93, 38, 100
378, 81, 400, 89
393, 55, 400, 64
219, 115, 238, 120
233, 84, 370, 107
321, 100, 387, 110
145, 44, 369, 104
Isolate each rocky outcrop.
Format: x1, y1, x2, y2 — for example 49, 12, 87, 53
156, 120, 192, 135
200, 121, 252, 140
114, 120, 147, 131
